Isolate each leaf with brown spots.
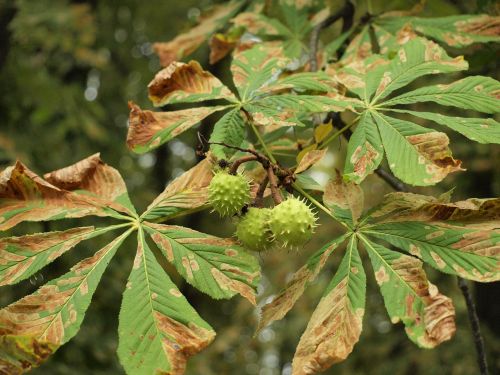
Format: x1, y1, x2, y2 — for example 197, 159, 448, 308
153, 1, 244, 67
144, 222, 260, 304
117, 228, 215, 375
0, 335, 56, 374
209, 27, 245, 64
363, 221, 500, 282
292, 236, 365, 375
343, 112, 384, 184
0, 225, 125, 286
257, 234, 349, 333
148, 61, 237, 106
142, 158, 214, 222
323, 171, 364, 226
376, 14, 500, 48
0, 155, 135, 231
361, 236, 456, 348
0, 230, 131, 371
127, 101, 228, 154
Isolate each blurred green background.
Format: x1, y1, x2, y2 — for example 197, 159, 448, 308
0, 0, 498, 374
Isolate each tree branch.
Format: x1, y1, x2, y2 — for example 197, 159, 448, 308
229, 155, 258, 175
267, 165, 283, 204
458, 277, 490, 375
254, 176, 269, 207
309, 0, 354, 72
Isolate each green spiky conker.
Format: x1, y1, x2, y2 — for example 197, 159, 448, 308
208, 171, 251, 217
268, 197, 317, 247
236, 208, 273, 252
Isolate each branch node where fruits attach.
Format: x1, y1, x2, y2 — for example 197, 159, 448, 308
267, 165, 283, 204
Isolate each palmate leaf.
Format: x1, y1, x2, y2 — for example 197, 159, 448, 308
338, 37, 500, 186
292, 236, 365, 375
0, 229, 132, 374
117, 228, 216, 375
153, 1, 245, 67
257, 234, 349, 332
1, 155, 261, 374
144, 222, 260, 304
360, 235, 456, 348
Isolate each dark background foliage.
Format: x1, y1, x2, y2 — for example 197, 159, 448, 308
0, 0, 498, 374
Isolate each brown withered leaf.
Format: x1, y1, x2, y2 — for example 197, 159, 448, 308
0, 157, 132, 231
323, 171, 364, 225
295, 149, 327, 174
148, 61, 237, 106
257, 235, 348, 333
44, 153, 136, 216
153, 2, 243, 67
292, 237, 365, 375
142, 157, 214, 221
0, 335, 56, 374
127, 102, 227, 154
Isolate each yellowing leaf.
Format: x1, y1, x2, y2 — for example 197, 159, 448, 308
295, 148, 325, 173
314, 122, 333, 143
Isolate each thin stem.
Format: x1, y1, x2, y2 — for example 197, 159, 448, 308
267, 165, 283, 204
250, 121, 276, 163
318, 116, 358, 149
458, 278, 489, 375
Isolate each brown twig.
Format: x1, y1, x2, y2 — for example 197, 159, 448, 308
458, 278, 490, 375
309, 0, 355, 72
229, 155, 258, 175
267, 165, 283, 204
254, 176, 269, 207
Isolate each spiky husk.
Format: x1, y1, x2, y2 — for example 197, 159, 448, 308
208, 171, 251, 217
236, 208, 273, 252
268, 197, 317, 247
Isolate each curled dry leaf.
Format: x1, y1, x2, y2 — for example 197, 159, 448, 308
153, 2, 243, 67
148, 61, 237, 106
323, 171, 364, 225
127, 101, 227, 154
295, 149, 326, 174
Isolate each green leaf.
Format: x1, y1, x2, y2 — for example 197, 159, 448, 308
144, 222, 260, 304
0, 225, 126, 287
0, 229, 131, 372
376, 14, 500, 48
369, 38, 468, 104
372, 112, 462, 186
117, 228, 215, 375
148, 61, 238, 106
292, 236, 366, 374
231, 43, 290, 101
386, 109, 500, 144
363, 222, 500, 282
127, 102, 229, 154
209, 109, 247, 159
343, 112, 384, 183
360, 235, 456, 348
382, 76, 500, 114
142, 158, 214, 221
257, 234, 349, 332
